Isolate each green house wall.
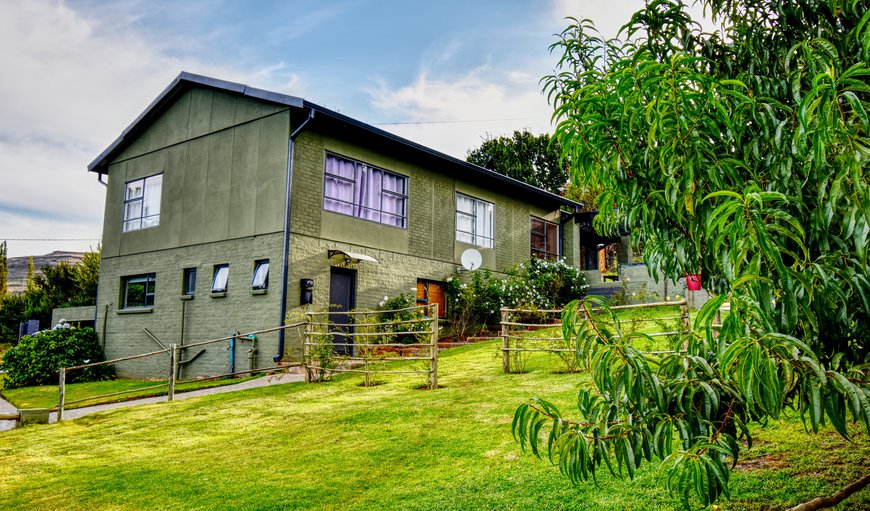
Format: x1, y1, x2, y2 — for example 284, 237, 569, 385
96, 85, 580, 377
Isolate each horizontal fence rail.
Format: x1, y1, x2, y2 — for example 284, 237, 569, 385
304, 304, 439, 389
500, 301, 691, 374
56, 321, 311, 421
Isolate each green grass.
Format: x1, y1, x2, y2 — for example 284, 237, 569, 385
1, 375, 259, 410
0, 341, 867, 511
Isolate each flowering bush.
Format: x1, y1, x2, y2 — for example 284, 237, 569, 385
444, 258, 589, 338
375, 293, 429, 345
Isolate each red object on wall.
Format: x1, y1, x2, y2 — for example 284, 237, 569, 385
686, 273, 702, 291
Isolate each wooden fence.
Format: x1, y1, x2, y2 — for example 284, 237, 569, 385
500, 300, 690, 373
56, 322, 307, 421
304, 304, 439, 389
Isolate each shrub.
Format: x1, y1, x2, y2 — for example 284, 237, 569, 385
375, 293, 429, 345
0, 327, 115, 388
443, 258, 589, 338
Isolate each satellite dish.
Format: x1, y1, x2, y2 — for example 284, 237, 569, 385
460, 248, 482, 271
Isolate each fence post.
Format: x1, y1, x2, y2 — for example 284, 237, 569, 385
168, 344, 178, 401
57, 367, 66, 422
680, 300, 690, 333
303, 314, 312, 383
501, 308, 510, 373
430, 304, 439, 390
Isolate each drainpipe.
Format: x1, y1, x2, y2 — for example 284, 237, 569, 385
276, 107, 315, 362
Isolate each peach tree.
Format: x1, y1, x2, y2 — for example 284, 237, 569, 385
513, 1, 870, 509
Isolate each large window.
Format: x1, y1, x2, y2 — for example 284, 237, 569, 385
456, 193, 494, 248
121, 273, 156, 309
323, 153, 408, 228
122, 174, 163, 232
530, 217, 559, 260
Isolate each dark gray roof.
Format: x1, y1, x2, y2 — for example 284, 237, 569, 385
88, 72, 580, 210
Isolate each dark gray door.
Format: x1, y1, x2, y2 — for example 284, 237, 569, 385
329, 268, 356, 355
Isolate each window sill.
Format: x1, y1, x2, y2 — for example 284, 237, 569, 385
251, 289, 268, 295
117, 307, 154, 315
210, 291, 227, 298
180, 295, 194, 301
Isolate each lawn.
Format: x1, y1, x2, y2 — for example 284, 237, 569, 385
0, 341, 867, 511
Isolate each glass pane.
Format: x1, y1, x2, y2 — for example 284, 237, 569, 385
477, 202, 493, 247
126, 180, 144, 201
183, 269, 196, 295
326, 154, 356, 179
251, 261, 269, 289
143, 175, 162, 222
125, 280, 145, 308
212, 266, 229, 292
456, 212, 474, 239
456, 194, 474, 214
124, 200, 142, 225
546, 222, 559, 257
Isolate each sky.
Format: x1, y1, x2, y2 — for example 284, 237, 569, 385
0, 0, 694, 257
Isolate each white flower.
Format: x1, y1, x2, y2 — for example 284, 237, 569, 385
384, 295, 389, 301
460, 283, 467, 289
378, 301, 385, 307
446, 276, 453, 282
632, 292, 637, 297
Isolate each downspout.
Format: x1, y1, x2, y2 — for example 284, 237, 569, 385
276, 107, 315, 362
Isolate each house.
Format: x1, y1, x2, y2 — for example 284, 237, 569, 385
88, 72, 591, 378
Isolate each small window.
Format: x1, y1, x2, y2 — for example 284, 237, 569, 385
182, 268, 197, 296
530, 217, 560, 260
251, 260, 270, 290
456, 193, 494, 248
122, 174, 163, 232
212, 264, 229, 293
122, 273, 156, 309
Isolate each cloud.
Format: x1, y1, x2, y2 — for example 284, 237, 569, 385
0, 0, 293, 257
366, 67, 554, 160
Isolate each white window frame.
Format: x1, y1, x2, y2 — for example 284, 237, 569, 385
455, 193, 494, 248
122, 173, 163, 232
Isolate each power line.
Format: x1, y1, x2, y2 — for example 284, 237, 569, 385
2, 238, 100, 241
372, 116, 544, 126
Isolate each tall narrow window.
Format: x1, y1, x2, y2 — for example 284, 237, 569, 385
122, 174, 163, 232
182, 268, 197, 296
121, 273, 156, 308
212, 264, 229, 293
455, 193, 494, 248
530, 217, 559, 260
251, 260, 270, 290
323, 153, 408, 228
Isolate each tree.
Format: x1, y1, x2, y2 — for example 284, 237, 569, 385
513, 1, 870, 509
0, 241, 7, 296
25, 256, 35, 292
466, 129, 569, 195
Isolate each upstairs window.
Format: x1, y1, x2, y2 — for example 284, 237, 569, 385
530, 217, 559, 260
122, 273, 156, 308
212, 264, 229, 293
251, 260, 270, 290
323, 153, 408, 228
122, 174, 163, 232
456, 193, 494, 248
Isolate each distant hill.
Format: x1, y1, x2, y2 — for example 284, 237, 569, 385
6, 251, 85, 294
